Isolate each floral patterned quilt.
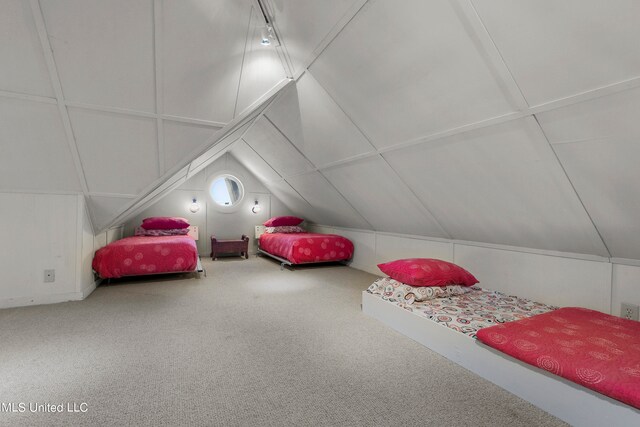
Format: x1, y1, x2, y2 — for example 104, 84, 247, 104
367, 285, 556, 338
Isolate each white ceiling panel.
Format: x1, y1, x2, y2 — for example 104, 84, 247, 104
40, 0, 155, 111
553, 139, 640, 259
234, 6, 287, 117
230, 140, 282, 184
261, 179, 313, 219
537, 87, 640, 144
242, 116, 314, 176
268, 0, 363, 73
286, 171, 371, 229
88, 196, 134, 232
265, 72, 374, 166
162, 0, 249, 122
0, 98, 80, 192
69, 108, 159, 195
0, 0, 54, 97
164, 121, 220, 173
322, 156, 448, 237
384, 118, 608, 256
310, 0, 515, 149
472, 0, 640, 106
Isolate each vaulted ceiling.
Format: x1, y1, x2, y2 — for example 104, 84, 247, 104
3, 0, 640, 260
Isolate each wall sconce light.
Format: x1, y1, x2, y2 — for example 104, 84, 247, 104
189, 198, 200, 213
251, 200, 262, 214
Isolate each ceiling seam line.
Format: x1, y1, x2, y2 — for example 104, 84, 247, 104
29, 0, 92, 220
316, 170, 375, 230
0, 90, 57, 104
377, 153, 453, 240
239, 137, 283, 181
303, 72, 451, 237
303, 0, 371, 75
261, 115, 373, 227
532, 114, 612, 258
153, 0, 165, 175
232, 5, 254, 119
453, 0, 529, 109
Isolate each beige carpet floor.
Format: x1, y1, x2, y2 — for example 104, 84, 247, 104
0, 256, 565, 426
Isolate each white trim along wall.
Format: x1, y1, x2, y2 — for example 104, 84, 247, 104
308, 224, 640, 316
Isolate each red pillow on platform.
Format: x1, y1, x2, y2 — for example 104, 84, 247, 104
263, 216, 304, 227
141, 216, 190, 230
377, 258, 478, 287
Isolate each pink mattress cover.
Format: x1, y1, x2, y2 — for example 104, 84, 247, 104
92, 236, 198, 278
477, 307, 640, 409
259, 232, 353, 264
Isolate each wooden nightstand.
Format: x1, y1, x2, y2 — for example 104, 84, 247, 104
210, 235, 249, 260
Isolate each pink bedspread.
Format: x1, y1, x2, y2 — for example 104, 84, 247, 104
92, 236, 198, 278
477, 307, 640, 409
259, 232, 353, 264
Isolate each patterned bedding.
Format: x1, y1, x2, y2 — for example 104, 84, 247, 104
477, 307, 640, 409
92, 236, 199, 279
259, 232, 354, 264
367, 285, 556, 338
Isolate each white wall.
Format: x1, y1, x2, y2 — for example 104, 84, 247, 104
124, 153, 293, 255
0, 192, 98, 308
308, 224, 639, 316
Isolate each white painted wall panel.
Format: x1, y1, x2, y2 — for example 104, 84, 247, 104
552, 139, 640, 260
262, 179, 313, 220
70, 108, 159, 195
472, 0, 640, 106
384, 118, 608, 256
41, 0, 155, 111
286, 171, 371, 229
611, 263, 640, 317
0, 0, 54, 97
230, 140, 282, 184
322, 157, 448, 237
375, 234, 453, 265
0, 98, 80, 192
267, 0, 362, 73
265, 72, 374, 166
242, 117, 314, 176
234, 6, 287, 117
164, 121, 220, 173
454, 244, 612, 313
310, 0, 515, 148
162, 0, 249, 122
0, 193, 79, 307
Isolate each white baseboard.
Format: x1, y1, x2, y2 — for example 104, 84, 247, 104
0, 292, 85, 309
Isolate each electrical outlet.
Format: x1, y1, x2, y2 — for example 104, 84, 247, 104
621, 303, 639, 321
44, 269, 55, 283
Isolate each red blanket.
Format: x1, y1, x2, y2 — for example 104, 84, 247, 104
477, 307, 640, 409
259, 232, 353, 264
92, 236, 198, 278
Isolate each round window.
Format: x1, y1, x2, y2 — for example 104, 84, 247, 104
209, 174, 244, 207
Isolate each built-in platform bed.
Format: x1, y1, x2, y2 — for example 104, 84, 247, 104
362, 291, 640, 427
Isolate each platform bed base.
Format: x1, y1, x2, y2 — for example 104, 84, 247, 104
257, 248, 349, 270
362, 291, 639, 427
100, 257, 205, 284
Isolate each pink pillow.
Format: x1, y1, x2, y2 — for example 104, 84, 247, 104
141, 216, 190, 230
377, 258, 479, 287
263, 216, 304, 227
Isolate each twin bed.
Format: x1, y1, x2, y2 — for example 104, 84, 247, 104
364, 270, 640, 426
92, 217, 202, 280
256, 216, 354, 269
